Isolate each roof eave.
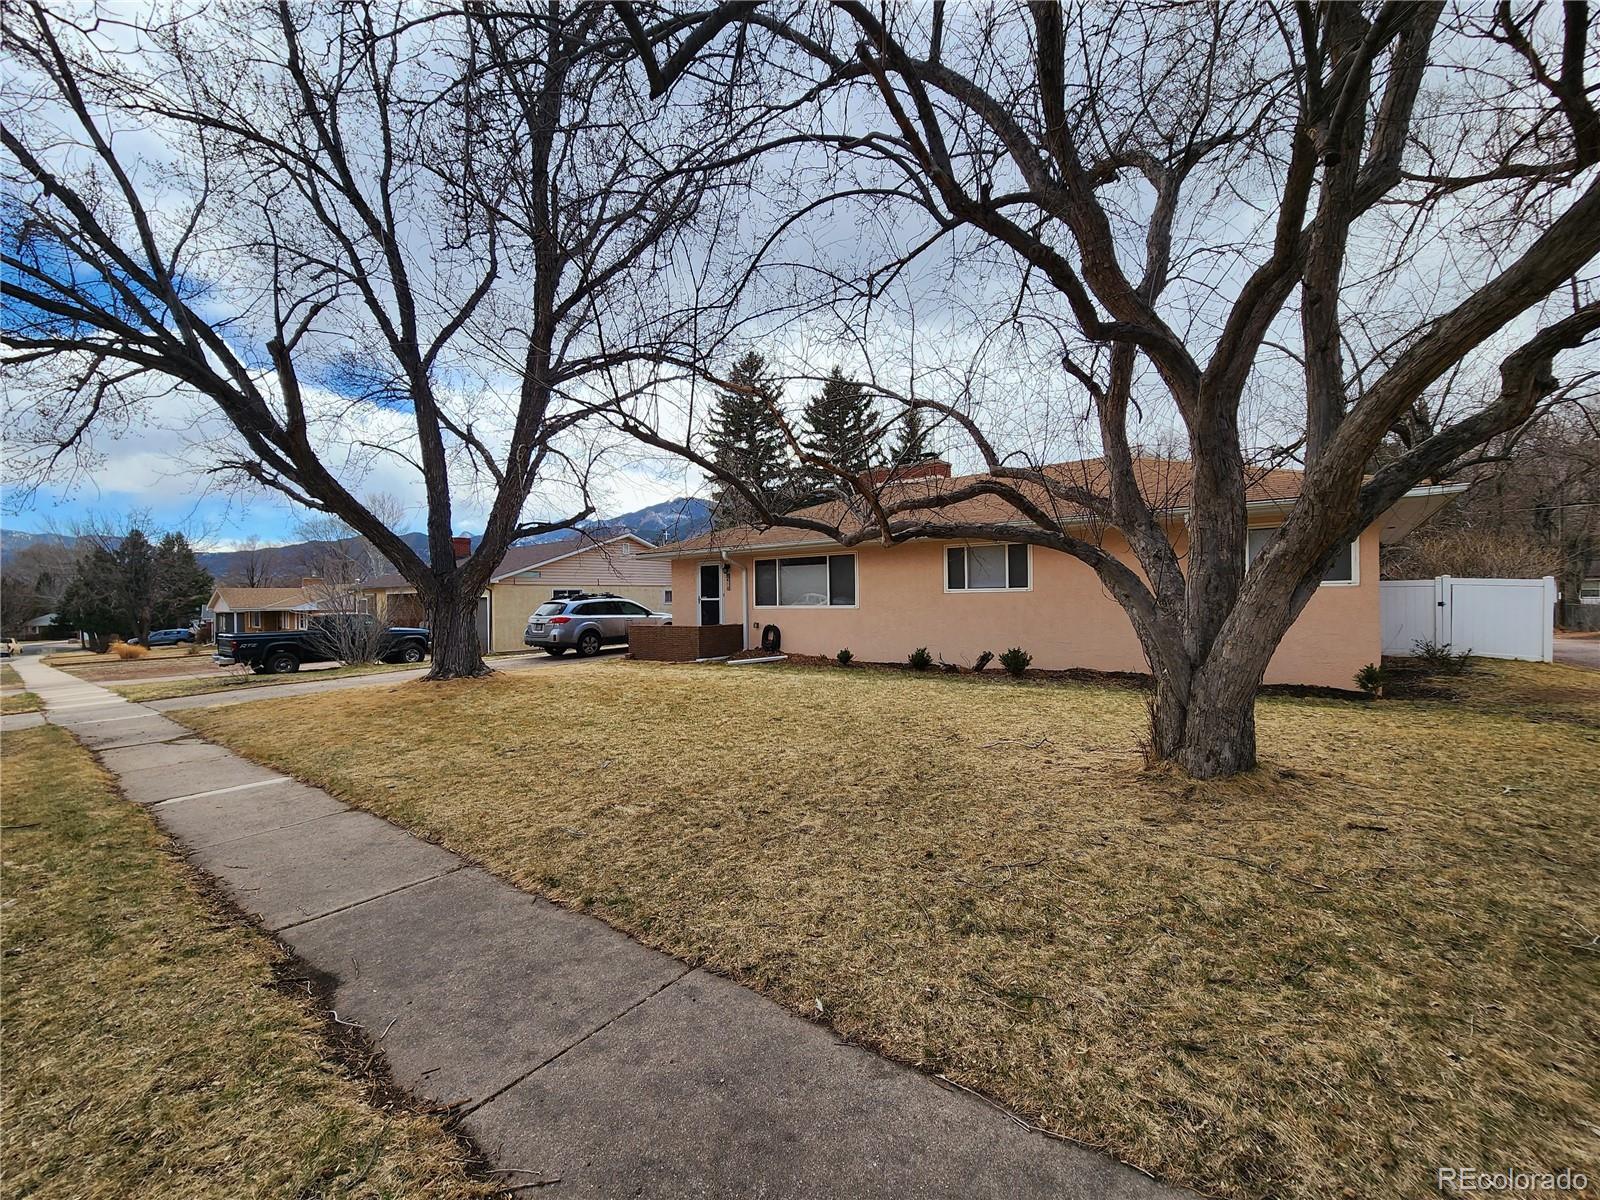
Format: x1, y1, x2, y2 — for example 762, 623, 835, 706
639, 482, 1468, 558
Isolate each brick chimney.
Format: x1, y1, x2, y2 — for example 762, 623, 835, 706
452, 535, 472, 560
301, 576, 321, 589
862, 458, 952, 487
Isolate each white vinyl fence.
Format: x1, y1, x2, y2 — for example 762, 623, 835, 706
1380, 576, 1556, 662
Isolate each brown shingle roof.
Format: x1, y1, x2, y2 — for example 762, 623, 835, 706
209, 586, 317, 611
652, 457, 1310, 555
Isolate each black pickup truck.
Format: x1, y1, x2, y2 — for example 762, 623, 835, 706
214, 616, 431, 674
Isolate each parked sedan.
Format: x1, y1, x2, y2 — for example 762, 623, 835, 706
524, 594, 670, 657
136, 628, 197, 647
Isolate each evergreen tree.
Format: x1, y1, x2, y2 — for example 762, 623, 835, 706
887, 406, 936, 467
798, 367, 880, 503
706, 352, 794, 526
116, 529, 158, 646
58, 545, 125, 652
152, 533, 214, 630
55, 529, 213, 648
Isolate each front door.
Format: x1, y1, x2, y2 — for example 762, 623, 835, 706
698, 563, 722, 626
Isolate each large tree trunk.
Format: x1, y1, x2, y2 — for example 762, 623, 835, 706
1148, 670, 1259, 779
424, 585, 490, 680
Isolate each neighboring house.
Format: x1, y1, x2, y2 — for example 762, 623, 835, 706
643, 457, 1463, 689
360, 531, 673, 654
20, 611, 58, 637
206, 583, 325, 635
1577, 558, 1600, 606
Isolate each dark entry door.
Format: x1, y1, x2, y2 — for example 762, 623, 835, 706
698, 564, 722, 626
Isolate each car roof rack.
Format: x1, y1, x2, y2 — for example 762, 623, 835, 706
551, 590, 621, 600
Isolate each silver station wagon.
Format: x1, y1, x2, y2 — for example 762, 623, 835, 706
524, 592, 671, 657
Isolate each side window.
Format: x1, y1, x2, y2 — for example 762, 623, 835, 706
945, 544, 1029, 590
1246, 528, 1357, 585
619, 601, 651, 616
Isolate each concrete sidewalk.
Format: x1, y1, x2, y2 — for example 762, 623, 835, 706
9, 654, 1184, 1200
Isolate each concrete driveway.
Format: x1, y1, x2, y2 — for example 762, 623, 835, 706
1554, 635, 1600, 670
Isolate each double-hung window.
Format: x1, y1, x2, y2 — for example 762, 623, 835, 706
1245, 527, 1357, 585
754, 554, 857, 607
946, 543, 1030, 591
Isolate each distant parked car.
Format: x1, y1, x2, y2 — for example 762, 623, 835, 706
138, 628, 197, 647
524, 593, 670, 657
1, 637, 18, 658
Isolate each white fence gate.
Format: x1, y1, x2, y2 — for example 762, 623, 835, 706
1380, 576, 1556, 662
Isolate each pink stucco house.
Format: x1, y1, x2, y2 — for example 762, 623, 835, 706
642, 458, 1460, 688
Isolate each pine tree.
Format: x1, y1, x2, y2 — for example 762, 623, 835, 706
888, 405, 935, 467
706, 352, 794, 527
55, 529, 213, 648
58, 545, 125, 651
152, 532, 214, 630
798, 367, 880, 503
117, 529, 158, 645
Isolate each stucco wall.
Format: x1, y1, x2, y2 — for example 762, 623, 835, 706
667, 525, 1381, 689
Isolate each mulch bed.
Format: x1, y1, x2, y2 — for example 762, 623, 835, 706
770, 652, 1367, 702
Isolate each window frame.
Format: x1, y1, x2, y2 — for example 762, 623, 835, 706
1245, 526, 1360, 588
943, 542, 1033, 594
752, 553, 859, 609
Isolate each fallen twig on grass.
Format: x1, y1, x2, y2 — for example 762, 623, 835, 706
980, 736, 1053, 749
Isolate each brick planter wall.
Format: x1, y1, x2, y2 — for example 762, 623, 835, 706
628, 623, 743, 661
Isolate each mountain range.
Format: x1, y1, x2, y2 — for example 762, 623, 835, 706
1, 496, 712, 585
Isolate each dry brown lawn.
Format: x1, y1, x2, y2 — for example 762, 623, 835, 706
0, 724, 491, 1199
1, 661, 42, 713
111, 659, 422, 702
179, 659, 1600, 1200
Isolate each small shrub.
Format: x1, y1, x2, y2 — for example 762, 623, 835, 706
972, 650, 994, 672
835, 648, 853, 666
999, 647, 1031, 677
110, 642, 149, 661
907, 647, 933, 671
1411, 639, 1473, 675
1354, 662, 1388, 697
940, 659, 959, 674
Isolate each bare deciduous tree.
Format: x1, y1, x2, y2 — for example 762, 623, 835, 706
232, 537, 280, 589
616, 1, 1600, 776
294, 494, 406, 664
2, 1, 751, 677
